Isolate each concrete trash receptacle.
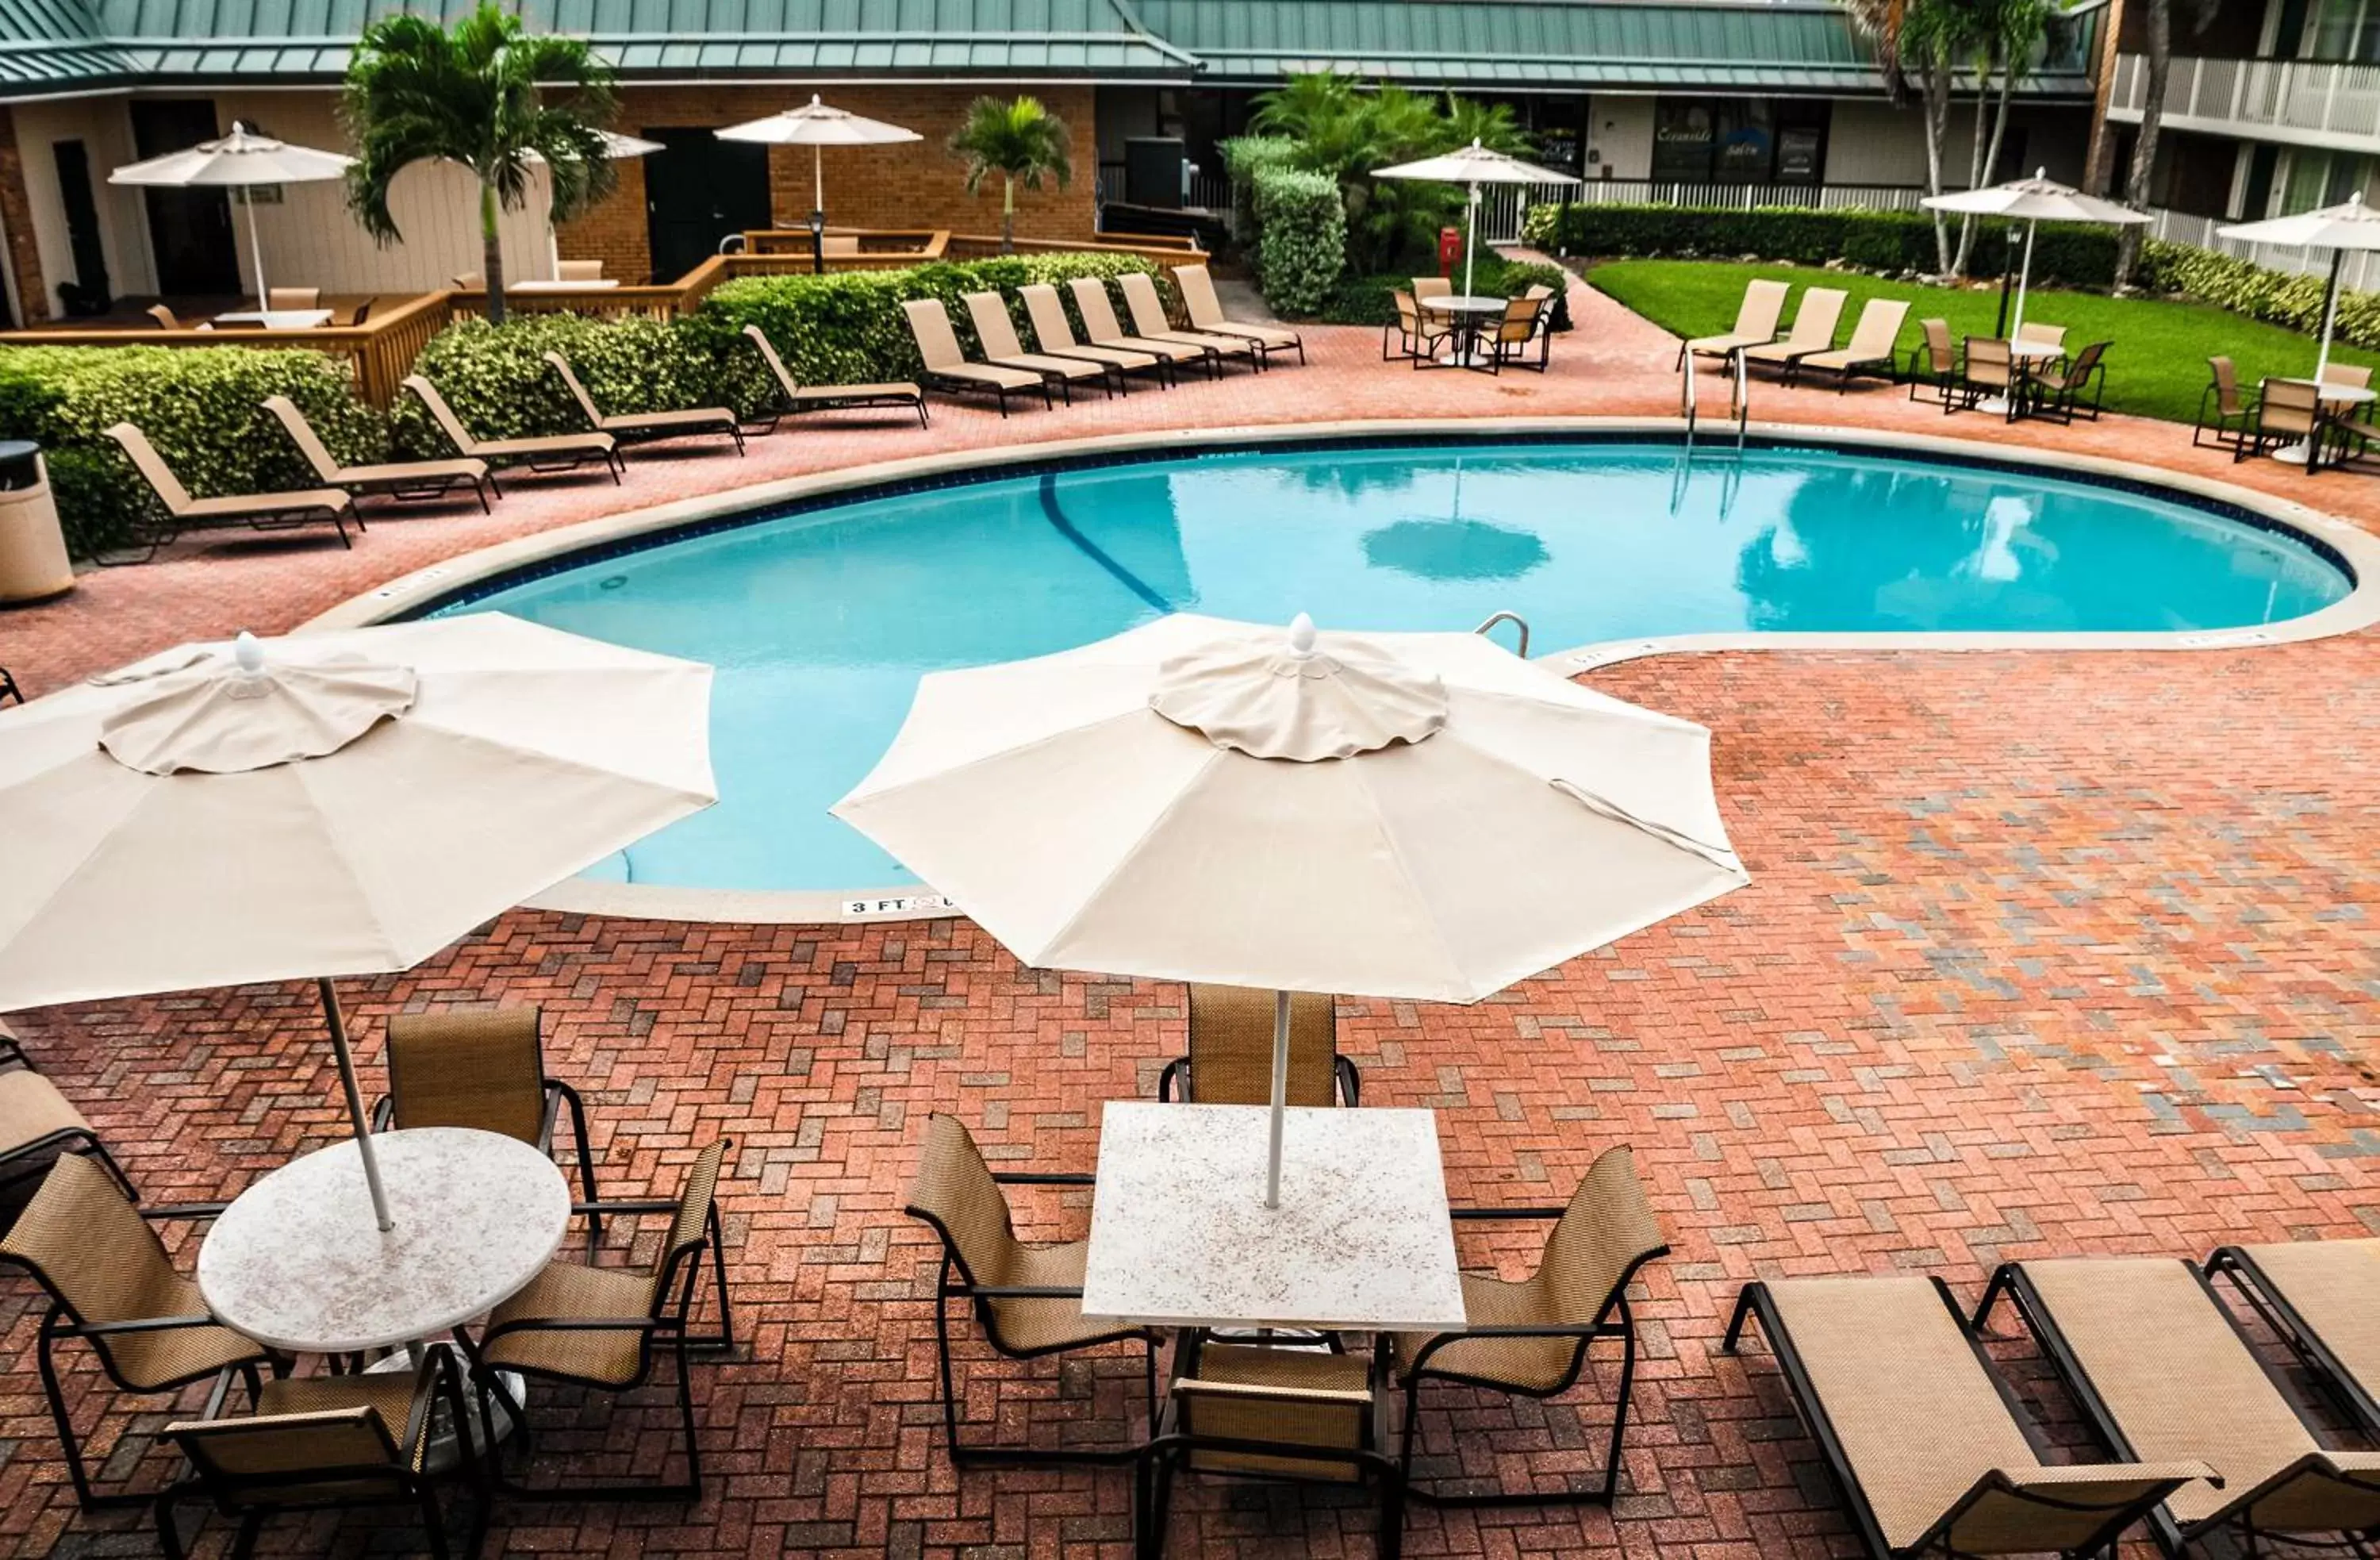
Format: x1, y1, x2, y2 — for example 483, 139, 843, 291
0, 440, 72, 603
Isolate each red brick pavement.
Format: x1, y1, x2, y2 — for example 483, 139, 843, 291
2, 274, 2379, 1559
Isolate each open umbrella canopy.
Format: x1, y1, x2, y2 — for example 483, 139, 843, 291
716, 94, 923, 148
2218, 191, 2380, 248
107, 121, 355, 189
1921, 170, 2148, 225
834, 613, 1745, 1005
1372, 140, 1581, 188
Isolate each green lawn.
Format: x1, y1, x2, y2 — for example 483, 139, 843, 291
1587, 258, 2375, 427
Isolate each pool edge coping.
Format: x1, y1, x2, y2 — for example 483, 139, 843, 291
301, 414, 2380, 928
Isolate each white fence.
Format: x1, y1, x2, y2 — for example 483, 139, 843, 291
2145, 205, 2380, 290
2110, 52, 2380, 144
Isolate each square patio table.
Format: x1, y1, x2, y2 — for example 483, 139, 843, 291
1081, 1101, 1466, 1332
206, 309, 334, 329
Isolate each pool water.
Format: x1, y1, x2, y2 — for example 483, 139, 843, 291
433, 440, 2352, 892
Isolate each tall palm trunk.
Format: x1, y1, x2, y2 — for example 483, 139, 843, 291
480, 177, 508, 325
1921, 57, 1956, 275
1955, 52, 2019, 275
1001, 172, 1015, 254
2115, 0, 2172, 288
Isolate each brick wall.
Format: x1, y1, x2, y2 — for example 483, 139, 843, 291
557, 84, 1099, 284
0, 110, 48, 325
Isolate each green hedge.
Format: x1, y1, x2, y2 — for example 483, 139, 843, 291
1220, 136, 1300, 243
1519, 202, 2122, 288
2133, 238, 2380, 351
0, 345, 382, 559
1252, 166, 1346, 318
1320, 256, 1574, 330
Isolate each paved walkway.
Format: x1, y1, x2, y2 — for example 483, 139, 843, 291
2, 271, 2378, 1559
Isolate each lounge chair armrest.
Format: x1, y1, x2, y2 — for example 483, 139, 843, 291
571, 1198, 678, 1216
478, 1314, 664, 1347
988, 1171, 1095, 1186
139, 1201, 232, 1223
963, 1283, 1086, 1300
71, 1312, 222, 1338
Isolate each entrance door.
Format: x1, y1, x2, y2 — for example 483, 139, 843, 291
130, 100, 240, 297
643, 128, 770, 282
51, 140, 109, 313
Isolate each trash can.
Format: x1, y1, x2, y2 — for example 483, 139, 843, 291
0, 440, 72, 604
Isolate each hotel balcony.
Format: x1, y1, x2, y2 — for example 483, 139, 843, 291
2108, 52, 2380, 153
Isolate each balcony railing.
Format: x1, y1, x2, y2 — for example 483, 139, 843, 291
2144, 204, 2380, 290
2109, 52, 2380, 146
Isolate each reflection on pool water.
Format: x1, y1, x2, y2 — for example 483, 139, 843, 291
432, 441, 2353, 892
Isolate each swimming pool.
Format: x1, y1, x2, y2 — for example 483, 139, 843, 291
427, 438, 2355, 893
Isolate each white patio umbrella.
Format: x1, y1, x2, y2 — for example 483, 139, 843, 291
717, 95, 922, 270
528, 131, 665, 279
1372, 139, 1580, 299
1923, 168, 2148, 339
109, 122, 355, 305
2218, 194, 2380, 386
835, 612, 1747, 1208
0, 614, 715, 1231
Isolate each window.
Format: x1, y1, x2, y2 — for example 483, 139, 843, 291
2276, 148, 2374, 212
1651, 98, 1829, 183
2301, 0, 2380, 60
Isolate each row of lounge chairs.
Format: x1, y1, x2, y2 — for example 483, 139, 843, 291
1681, 280, 1911, 390
1731, 1241, 2380, 1558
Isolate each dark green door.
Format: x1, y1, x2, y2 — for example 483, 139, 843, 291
643, 129, 771, 283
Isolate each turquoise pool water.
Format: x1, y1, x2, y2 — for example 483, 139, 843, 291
432, 440, 2353, 892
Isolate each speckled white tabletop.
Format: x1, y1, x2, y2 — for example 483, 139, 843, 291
198, 1127, 571, 1354
1081, 1102, 1466, 1331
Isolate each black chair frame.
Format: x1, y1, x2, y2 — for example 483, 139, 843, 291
2195, 380, 2257, 451
0, 1033, 140, 1203
2205, 1246, 2380, 1438
1157, 1055, 1361, 1107
459, 1194, 735, 1502
1397, 1205, 1665, 1508
918, 369, 1052, 418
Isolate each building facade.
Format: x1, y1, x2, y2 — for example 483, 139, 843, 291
0, 0, 2101, 325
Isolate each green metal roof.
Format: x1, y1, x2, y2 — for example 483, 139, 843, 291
0, 0, 2091, 99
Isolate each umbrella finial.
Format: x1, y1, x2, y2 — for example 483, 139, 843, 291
232, 630, 265, 676
1287, 613, 1318, 659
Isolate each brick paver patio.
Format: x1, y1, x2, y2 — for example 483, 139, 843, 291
2, 271, 2377, 1558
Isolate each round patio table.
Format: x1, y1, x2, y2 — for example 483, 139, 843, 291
1975, 336, 2064, 417
1421, 294, 1507, 371
2269, 378, 2376, 467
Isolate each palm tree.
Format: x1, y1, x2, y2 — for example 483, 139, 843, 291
341, 1, 618, 325
949, 96, 1073, 254
1954, 0, 2062, 276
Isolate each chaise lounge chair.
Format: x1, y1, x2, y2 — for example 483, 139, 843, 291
740, 325, 927, 427
1792, 298, 1910, 390
1975, 1256, 2380, 1555
1676, 278, 1789, 371
1740, 286, 1847, 378
961, 290, 1117, 400
1727, 1273, 2206, 1559
263, 395, 493, 512
1066, 277, 1215, 378
899, 298, 1050, 416
1019, 283, 1171, 388
542, 351, 744, 456
403, 375, 622, 483
1117, 273, 1263, 373
2205, 1240, 2380, 1439
105, 421, 357, 559
1173, 263, 1305, 365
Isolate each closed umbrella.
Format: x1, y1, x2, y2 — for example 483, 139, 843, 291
0, 613, 715, 1231
835, 612, 1746, 1208
717, 95, 922, 272
1922, 169, 2148, 340
1372, 139, 1580, 300
109, 121, 354, 305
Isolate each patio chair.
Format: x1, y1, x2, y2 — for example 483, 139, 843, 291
1488, 294, 1549, 374
1740, 286, 1847, 378
402, 375, 623, 482
347, 297, 374, 326
1975, 1256, 2380, 1555
1676, 277, 1789, 371
1906, 317, 1958, 405
451, 271, 483, 289
555, 259, 605, 282
263, 395, 493, 512
1384, 289, 1454, 364
2237, 376, 2323, 464
2324, 362, 2374, 390
901, 1112, 1160, 1468
1119, 273, 1264, 373
2205, 1240, 2380, 1439
962, 290, 1118, 401
1176, 263, 1305, 364
741, 324, 928, 426
0, 663, 20, 704
0, 1154, 285, 1509
1138, 1334, 1404, 1560
2015, 321, 2067, 355
1411, 277, 1452, 303
1067, 277, 1215, 377
1725, 1273, 2205, 1559
542, 350, 744, 455
2021, 340, 2109, 425
1020, 282, 1171, 387
104, 421, 356, 559
155, 1349, 485, 1560
463, 1138, 735, 1500
0, 1024, 137, 1201
1953, 337, 2019, 421
370, 1007, 601, 1251
1794, 298, 1910, 391
899, 298, 1050, 416
2196, 357, 2254, 450
1392, 1146, 1668, 1508
266, 286, 320, 312
145, 303, 186, 331
1159, 986, 1357, 1107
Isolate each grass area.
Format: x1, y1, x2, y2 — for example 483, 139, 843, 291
1588, 258, 2378, 427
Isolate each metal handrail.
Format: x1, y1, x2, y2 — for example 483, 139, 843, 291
1733, 348, 1750, 449
1474, 612, 1530, 658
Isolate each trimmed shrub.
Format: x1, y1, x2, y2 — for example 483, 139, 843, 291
1220, 136, 1301, 242
0, 344, 382, 559
697, 252, 1165, 390
1320, 255, 1574, 331
1251, 166, 1346, 318
1519, 202, 2122, 288
2132, 238, 2380, 350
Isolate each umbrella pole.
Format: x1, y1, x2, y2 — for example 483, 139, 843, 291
1265, 989, 1289, 1210
1462, 183, 1478, 299
2317, 246, 2344, 383
2010, 220, 2036, 340
317, 977, 394, 1232
812, 147, 827, 277
240, 186, 270, 305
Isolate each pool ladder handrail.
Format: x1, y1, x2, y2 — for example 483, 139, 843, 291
1474, 611, 1530, 658
1678, 346, 1749, 453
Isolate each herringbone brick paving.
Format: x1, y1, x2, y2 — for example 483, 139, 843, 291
2, 272, 2377, 1558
